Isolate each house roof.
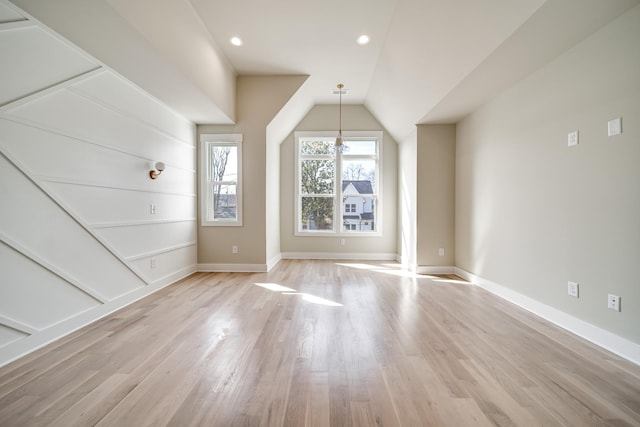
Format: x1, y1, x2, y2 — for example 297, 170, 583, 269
342, 180, 373, 195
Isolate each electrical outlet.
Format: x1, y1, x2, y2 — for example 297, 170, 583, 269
568, 130, 579, 147
232, 245, 238, 254
567, 281, 579, 298
607, 294, 621, 312
150, 204, 156, 214
438, 248, 445, 256
340, 238, 345, 246
150, 258, 156, 269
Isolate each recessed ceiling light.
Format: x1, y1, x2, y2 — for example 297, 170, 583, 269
230, 36, 243, 46
357, 34, 370, 45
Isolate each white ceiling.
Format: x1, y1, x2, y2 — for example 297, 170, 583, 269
9, 0, 640, 142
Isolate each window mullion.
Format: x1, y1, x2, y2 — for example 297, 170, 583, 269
336, 151, 342, 233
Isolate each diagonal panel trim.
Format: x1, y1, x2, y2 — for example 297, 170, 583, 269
0, 314, 38, 335
0, 236, 108, 304
0, 67, 102, 110
0, 149, 149, 287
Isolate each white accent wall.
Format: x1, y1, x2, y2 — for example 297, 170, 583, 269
0, 7, 197, 366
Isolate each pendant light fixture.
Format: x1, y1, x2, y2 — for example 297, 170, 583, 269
334, 83, 349, 153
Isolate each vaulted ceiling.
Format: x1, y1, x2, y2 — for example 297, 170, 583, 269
10, 0, 639, 142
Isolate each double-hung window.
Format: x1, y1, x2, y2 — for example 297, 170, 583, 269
200, 134, 242, 226
295, 131, 381, 236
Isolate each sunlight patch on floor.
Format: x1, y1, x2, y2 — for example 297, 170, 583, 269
253, 283, 342, 307
372, 269, 424, 279
283, 292, 343, 307
335, 262, 439, 280
255, 283, 296, 292
334, 262, 381, 270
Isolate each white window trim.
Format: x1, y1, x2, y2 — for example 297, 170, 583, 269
200, 133, 243, 227
294, 131, 383, 237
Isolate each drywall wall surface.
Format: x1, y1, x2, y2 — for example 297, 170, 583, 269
417, 124, 455, 267
456, 5, 640, 343
198, 75, 307, 268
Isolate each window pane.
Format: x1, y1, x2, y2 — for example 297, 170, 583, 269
212, 184, 237, 220
210, 146, 237, 182
301, 139, 334, 155
342, 196, 376, 232
342, 159, 376, 193
301, 160, 334, 194
301, 197, 334, 231
343, 140, 376, 155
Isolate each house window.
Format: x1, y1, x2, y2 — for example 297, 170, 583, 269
295, 131, 381, 236
200, 134, 242, 226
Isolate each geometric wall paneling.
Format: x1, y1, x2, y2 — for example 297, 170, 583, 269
128, 244, 197, 284
0, 10, 196, 366
0, 2, 26, 23
94, 221, 197, 261
0, 324, 27, 350
0, 23, 98, 107
70, 70, 195, 146
0, 242, 101, 331
0, 154, 147, 300
3, 88, 196, 170
43, 183, 196, 227
0, 119, 196, 196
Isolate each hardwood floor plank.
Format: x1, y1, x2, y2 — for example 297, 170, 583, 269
47, 373, 130, 427
305, 373, 330, 427
0, 260, 639, 426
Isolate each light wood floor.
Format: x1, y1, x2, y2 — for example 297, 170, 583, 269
1, 260, 639, 426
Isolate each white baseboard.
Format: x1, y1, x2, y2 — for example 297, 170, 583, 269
281, 252, 397, 260
416, 265, 455, 275
455, 267, 640, 366
266, 254, 282, 272
197, 263, 268, 272
0, 264, 197, 368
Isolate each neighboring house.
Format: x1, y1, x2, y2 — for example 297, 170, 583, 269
214, 193, 237, 219
342, 180, 375, 232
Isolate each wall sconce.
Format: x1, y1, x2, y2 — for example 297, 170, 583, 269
149, 162, 165, 179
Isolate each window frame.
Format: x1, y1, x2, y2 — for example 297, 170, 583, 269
200, 133, 243, 227
295, 131, 382, 237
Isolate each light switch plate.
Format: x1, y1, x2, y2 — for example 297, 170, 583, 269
608, 118, 622, 136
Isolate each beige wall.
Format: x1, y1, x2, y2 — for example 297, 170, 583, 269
456, 5, 640, 343
280, 105, 398, 256
198, 75, 306, 267
417, 125, 455, 267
